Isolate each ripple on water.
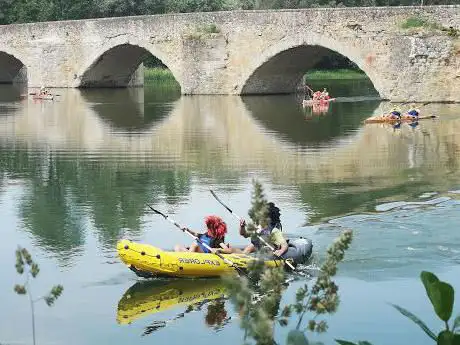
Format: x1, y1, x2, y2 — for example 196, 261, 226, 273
313, 197, 460, 281
375, 196, 452, 212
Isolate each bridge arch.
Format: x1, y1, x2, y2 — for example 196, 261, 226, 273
0, 50, 28, 84
76, 36, 182, 89
237, 32, 386, 98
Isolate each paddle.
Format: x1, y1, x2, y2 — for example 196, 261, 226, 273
209, 189, 296, 271
146, 205, 248, 277
29, 92, 61, 96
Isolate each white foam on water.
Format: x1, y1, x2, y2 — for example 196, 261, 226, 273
419, 192, 438, 199
375, 196, 451, 212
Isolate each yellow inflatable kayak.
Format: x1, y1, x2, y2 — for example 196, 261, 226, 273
117, 238, 313, 279
117, 279, 226, 325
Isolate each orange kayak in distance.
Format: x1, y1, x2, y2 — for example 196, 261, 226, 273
364, 114, 437, 124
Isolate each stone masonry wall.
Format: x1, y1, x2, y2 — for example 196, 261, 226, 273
0, 6, 458, 101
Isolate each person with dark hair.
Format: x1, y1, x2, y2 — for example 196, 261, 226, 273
238, 202, 288, 257
174, 215, 232, 254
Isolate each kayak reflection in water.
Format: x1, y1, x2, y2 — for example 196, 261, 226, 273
204, 299, 231, 331
117, 279, 229, 335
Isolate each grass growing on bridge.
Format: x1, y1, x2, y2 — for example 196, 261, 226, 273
400, 16, 442, 30
305, 69, 367, 80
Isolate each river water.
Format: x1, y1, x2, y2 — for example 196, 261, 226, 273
0, 80, 459, 345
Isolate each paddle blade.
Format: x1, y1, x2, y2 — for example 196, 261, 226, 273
210, 190, 233, 213
147, 205, 167, 219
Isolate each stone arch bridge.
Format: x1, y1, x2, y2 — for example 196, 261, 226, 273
0, 6, 459, 101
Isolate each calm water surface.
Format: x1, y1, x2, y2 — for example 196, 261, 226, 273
0, 81, 459, 345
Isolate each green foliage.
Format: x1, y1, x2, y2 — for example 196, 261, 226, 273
247, 179, 269, 232
225, 261, 285, 345
391, 304, 437, 341
166, 0, 234, 13
287, 330, 309, 345
401, 16, 430, 29
454, 316, 460, 332
290, 229, 352, 334
305, 69, 367, 80
1, 0, 460, 25
421, 271, 454, 322
202, 23, 220, 33
14, 246, 64, 345
437, 330, 460, 345
444, 26, 459, 38
338, 270, 460, 345
144, 67, 179, 83
185, 23, 221, 39
225, 181, 353, 345
400, 16, 444, 31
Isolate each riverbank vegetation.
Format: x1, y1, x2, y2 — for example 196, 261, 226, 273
305, 69, 367, 80
144, 66, 367, 83
1, 0, 458, 25
144, 67, 178, 83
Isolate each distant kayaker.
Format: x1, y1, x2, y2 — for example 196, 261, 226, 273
39, 86, 50, 96
384, 107, 402, 120
312, 90, 322, 101
174, 215, 232, 254
404, 104, 420, 120
320, 88, 330, 100
239, 202, 288, 257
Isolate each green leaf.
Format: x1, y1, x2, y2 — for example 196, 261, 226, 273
421, 271, 440, 288
335, 340, 359, 345
437, 330, 460, 345
431, 282, 454, 322
421, 271, 455, 322
454, 335, 460, 345
391, 304, 437, 341
358, 342, 374, 345
452, 315, 460, 331
287, 330, 309, 345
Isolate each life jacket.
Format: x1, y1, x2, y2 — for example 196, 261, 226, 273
408, 110, 419, 116
197, 233, 224, 253
313, 91, 322, 100
251, 223, 282, 250
391, 111, 401, 118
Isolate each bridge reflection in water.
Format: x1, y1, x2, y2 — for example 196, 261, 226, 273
0, 87, 459, 223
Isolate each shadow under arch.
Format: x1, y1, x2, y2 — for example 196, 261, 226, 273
0, 51, 28, 85
77, 42, 181, 90
238, 32, 384, 97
